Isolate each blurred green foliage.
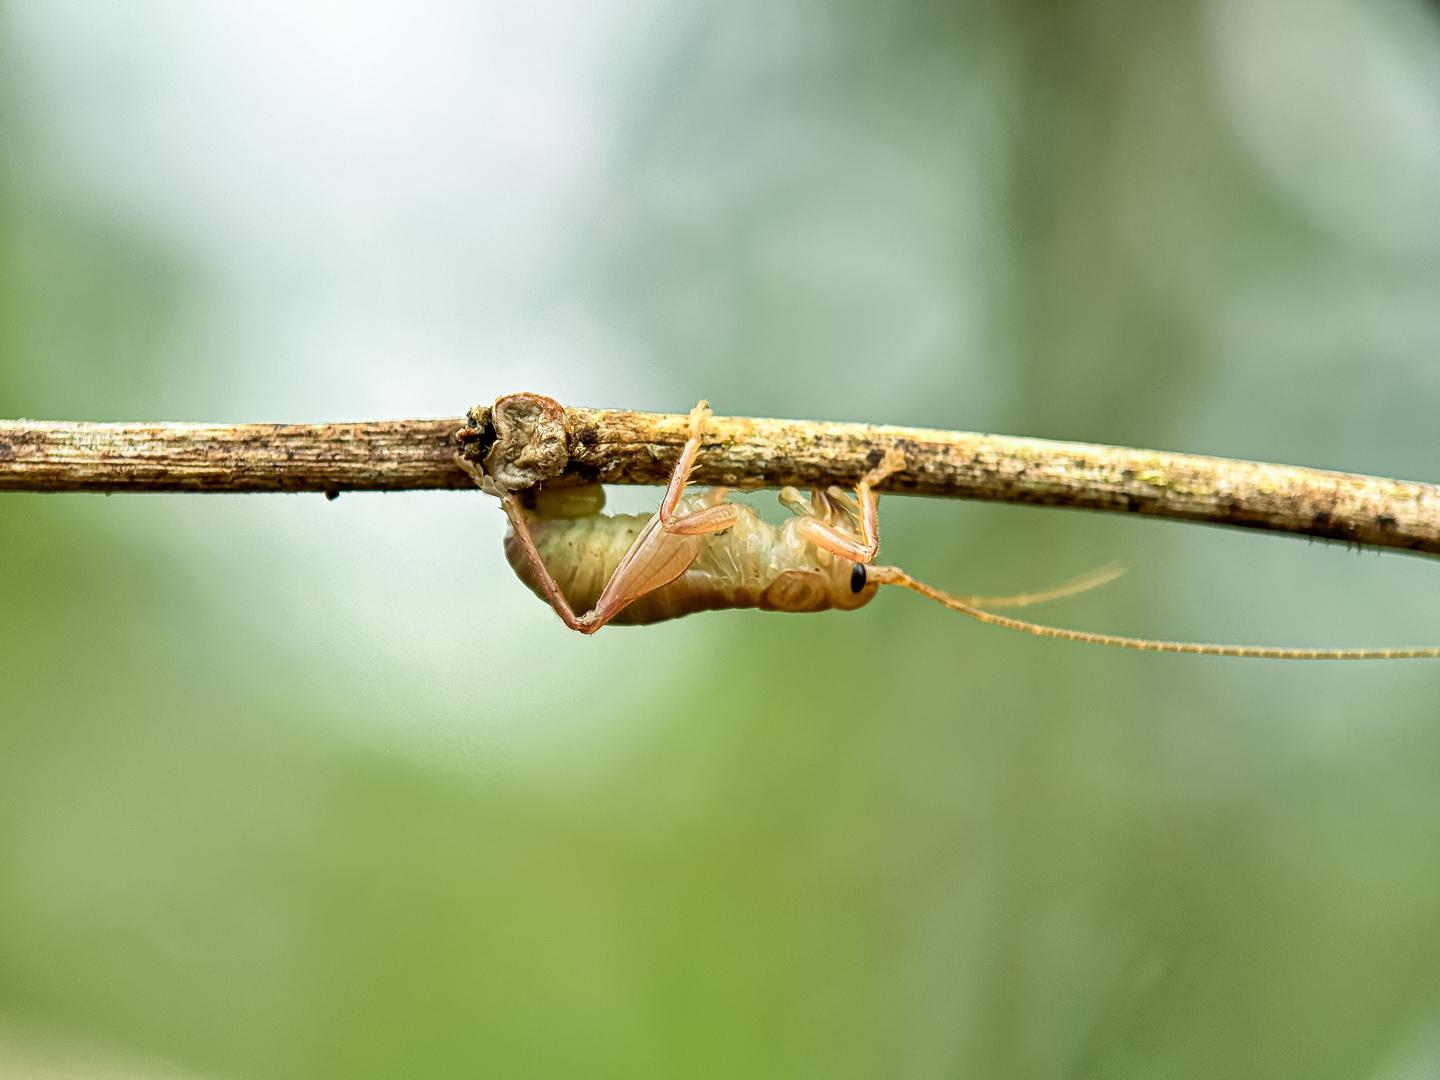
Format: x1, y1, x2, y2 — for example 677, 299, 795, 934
4, 2, 1440, 1077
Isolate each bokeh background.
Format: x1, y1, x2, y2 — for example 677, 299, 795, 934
4, 2, 1440, 1077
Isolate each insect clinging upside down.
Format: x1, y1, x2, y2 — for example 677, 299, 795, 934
459, 401, 1440, 660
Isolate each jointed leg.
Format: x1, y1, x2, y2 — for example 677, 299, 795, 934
793, 448, 907, 563
656, 400, 739, 536
457, 454, 590, 631
456, 401, 739, 634
779, 487, 831, 523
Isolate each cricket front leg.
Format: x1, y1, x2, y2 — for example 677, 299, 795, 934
794, 448, 906, 562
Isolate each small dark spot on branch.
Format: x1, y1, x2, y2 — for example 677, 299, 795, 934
325, 489, 340, 501
1376, 513, 1398, 532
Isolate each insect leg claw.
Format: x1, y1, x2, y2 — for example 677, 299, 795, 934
454, 452, 511, 500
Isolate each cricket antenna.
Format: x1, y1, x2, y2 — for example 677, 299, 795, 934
867, 565, 1440, 661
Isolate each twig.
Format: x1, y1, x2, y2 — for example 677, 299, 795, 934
0, 419, 468, 495
2, 394, 1438, 559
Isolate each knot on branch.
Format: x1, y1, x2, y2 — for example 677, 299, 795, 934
456, 392, 570, 490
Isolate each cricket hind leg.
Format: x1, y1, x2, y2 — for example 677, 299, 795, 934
580, 402, 742, 627
458, 400, 738, 634
457, 454, 591, 632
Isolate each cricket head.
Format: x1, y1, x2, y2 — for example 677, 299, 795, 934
757, 557, 881, 614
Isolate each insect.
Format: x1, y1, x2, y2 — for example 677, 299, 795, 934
459, 401, 1440, 660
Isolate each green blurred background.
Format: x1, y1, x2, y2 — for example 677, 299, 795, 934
4, 2, 1440, 1077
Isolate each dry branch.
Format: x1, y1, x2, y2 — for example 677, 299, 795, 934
2, 394, 1438, 559
0, 418, 469, 495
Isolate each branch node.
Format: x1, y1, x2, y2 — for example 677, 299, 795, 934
456, 393, 570, 491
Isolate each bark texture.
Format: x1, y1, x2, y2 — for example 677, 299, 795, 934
3, 394, 1438, 559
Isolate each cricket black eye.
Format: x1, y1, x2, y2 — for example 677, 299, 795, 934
849, 563, 867, 593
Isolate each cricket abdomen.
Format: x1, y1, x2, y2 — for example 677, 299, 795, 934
504, 502, 816, 625
505, 512, 648, 616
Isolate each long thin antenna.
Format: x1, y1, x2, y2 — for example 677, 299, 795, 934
948, 563, 1126, 610
870, 567, 1440, 660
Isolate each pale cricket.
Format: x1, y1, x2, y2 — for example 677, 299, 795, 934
459, 401, 1440, 659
